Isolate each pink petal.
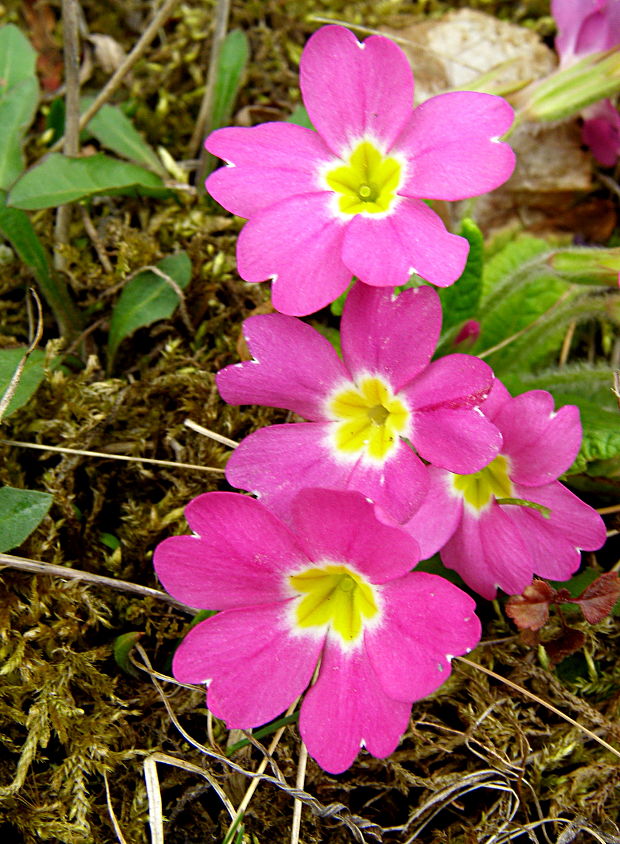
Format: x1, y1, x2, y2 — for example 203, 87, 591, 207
341, 283, 441, 390
404, 354, 495, 411
342, 200, 469, 288
553, 0, 620, 61
290, 489, 420, 584
514, 481, 607, 553
493, 391, 581, 485
365, 573, 480, 702
154, 493, 307, 609
479, 378, 511, 420
299, 642, 411, 774
344, 440, 430, 523
396, 93, 515, 201
441, 505, 534, 598
236, 194, 350, 316
226, 423, 429, 524
412, 407, 502, 474
205, 123, 332, 217
216, 313, 348, 420
399, 467, 463, 559
173, 605, 322, 728
504, 503, 582, 583
582, 100, 620, 167
300, 25, 414, 156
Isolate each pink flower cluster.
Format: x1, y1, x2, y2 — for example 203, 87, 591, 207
154, 25, 606, 775
553, 0, 620, 166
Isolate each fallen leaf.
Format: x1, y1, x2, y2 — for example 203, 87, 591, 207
505, 579, 556, 631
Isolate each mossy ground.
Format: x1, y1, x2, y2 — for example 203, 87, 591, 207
0, 1, 618, 842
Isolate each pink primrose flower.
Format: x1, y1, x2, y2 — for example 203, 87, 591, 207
401, 381, 607, 599
205, 24, 516, 316
153, 488, 481, 774
552, 0, 620, 165
216, 282, 502, 524
553, 0, 620, 66
581, 99, 620, 166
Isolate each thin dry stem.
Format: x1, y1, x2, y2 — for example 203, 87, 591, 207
54, 0, 82, 273
0, 552, 194, 613
192, 0, 232, 171
184, 418, 238, 448
291, 741, 308, 844
49, 0, 180, 153
0, 290, 43, 423
455, 656, 620, 760
0, 438, 225, 473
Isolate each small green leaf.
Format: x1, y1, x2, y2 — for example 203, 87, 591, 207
0, 24, 37, 91
113, 632, 143, 678
286, 104, 314, 130
0, 191, 51, 284
0, 486, 52, 552
439, 217, 484, 333
107, 252, 192, 364
212, 29, 249, 130
82, 98, 166, 177
7, 152, 165, 209
0, 77, 39, 189
0, 348, 46, 419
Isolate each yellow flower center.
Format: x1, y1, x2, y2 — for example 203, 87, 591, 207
328, 376, 410, 461
289, 564, 379, 644
325, 140, 402, 215
452, 455, 513, 512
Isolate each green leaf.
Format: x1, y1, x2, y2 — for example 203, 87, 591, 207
502, 363, 615, 405
0, 77, 39, 189
557, 394, 620, 475
286, 104, 314, 130
0, 190, 51, 284
474, 235, 571, 370
0, 24, 37, 92
212, 29, 249, 130
7, 152, 165, 209
82, 98, 166, 177
439, 218, 484, 333
0, 486, 52, 552
107, 252, 192, 364
0, 190, 82, 336
0, 348, 46, 419
113, 631, 143, 678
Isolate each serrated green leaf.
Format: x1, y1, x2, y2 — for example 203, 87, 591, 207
481, 234, 550, 303
550, 393, 620, 475
0, 486, 52, 552
439, 217, 484, 333
107, 252, 192, 365
7, 152, 165, 209
0, 24, 37, 92
0, 77, 39, 189
502, 363, 615, 404
212, 29, 249, 130
0, 348, 46, 419
474, 234, 575, 371
82, 98, 166, 177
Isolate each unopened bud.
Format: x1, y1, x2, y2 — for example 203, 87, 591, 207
548, 247, 620, 286
452, 320, 480, 350
521, 50, 620, 122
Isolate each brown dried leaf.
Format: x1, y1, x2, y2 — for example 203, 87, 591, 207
544, 627, 586, 665
570, 571, 620, 625
505, 579, 556, 631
